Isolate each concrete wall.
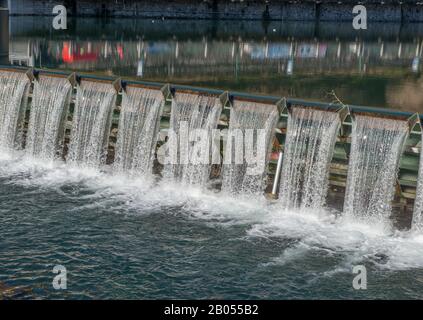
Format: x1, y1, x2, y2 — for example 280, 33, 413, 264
0, 5, 8, 65
7, 0, 423, 22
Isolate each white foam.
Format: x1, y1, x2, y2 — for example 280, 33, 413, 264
1, 150, 423, 272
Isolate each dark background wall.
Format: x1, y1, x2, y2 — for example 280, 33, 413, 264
6, 0, 423, 22
0, 0, 9, 64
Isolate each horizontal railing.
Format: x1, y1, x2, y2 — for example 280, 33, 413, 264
1, 64, 422, 122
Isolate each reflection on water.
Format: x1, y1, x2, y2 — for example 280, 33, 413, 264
7, 17, 423, 111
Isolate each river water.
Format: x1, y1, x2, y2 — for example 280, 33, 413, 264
7, 17, 423, 111
1, 151, 423, 299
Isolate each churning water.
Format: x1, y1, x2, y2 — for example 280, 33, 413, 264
0, 71, 30, 151
344, 115, 409, 229
67, 81, 116, 167
1, 151, 423, 299
279, 107, 340, 210
222, 101, 278, 195
113, 86, 164, 175
25, 75, 72, 160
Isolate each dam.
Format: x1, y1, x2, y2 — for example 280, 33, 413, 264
0, 66, 421, 230
2, 5, 423, 300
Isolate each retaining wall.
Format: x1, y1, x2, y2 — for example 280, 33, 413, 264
6, 0, 423, 22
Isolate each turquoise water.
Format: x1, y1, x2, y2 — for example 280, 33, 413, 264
1, 151, 423, 299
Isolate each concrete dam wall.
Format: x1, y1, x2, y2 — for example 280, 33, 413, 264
5, 0, 423, 22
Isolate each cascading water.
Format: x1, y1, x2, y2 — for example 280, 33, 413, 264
67, 81, 116, 167
113, 86, 164, 175
344, 115, 408, 226
222, 101, 278, 195
412, 134, 423, 231
163, 92, 222, 186
0, 70, 30, 150
25, 75, 72, 160
279, 107, 340, 210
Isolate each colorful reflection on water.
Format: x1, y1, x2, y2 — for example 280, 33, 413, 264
7, 17, 423, 111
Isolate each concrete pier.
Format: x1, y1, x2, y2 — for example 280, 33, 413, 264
0, 0, 9, 65
6, 0, 423, 22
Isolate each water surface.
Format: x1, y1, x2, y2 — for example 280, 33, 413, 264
1, 152, 423, 299
7, 17, 423, 112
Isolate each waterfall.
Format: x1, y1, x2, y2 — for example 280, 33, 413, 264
279, 107, 340, 209
67, 81, 116, 167
113, 86, 164, 175
344, 115, 408, 226
222, 101, 278, 195
163, 92, 222, 186
412, 134, 423, 231
0, 70, 30, 150
26, 75, 72, 160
